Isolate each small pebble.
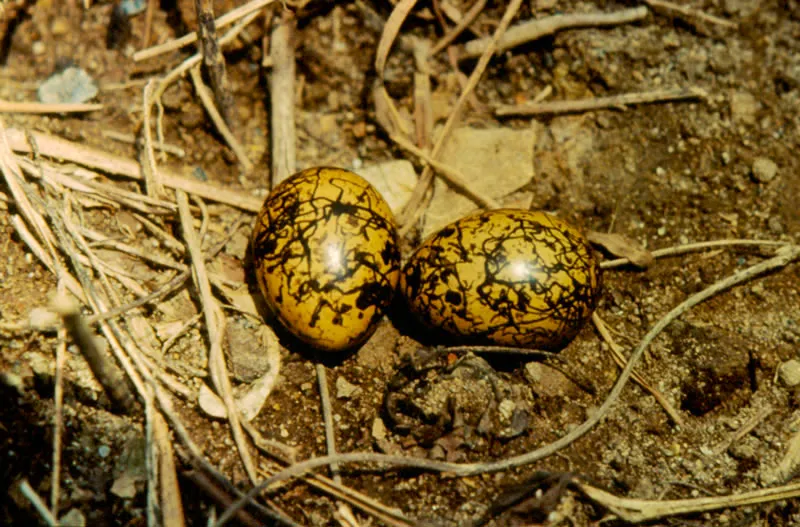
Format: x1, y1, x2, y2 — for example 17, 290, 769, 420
751, 157, 778, 183
38, 67, 98, 104
371, 417, 387, 441
778, 359, 800, 388
335, 376, 360, 399
730, 92, 758, 124
98, 445, 111, 458
59, 508, 86, 527
51, 17, 70, 35
768, 216, 784, 234
119, 0, 147, 15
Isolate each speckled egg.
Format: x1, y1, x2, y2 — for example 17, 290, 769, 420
400, 209, 601, 350
251, 167, 401, 351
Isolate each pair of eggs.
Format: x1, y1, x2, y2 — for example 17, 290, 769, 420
251, 167, 601, 352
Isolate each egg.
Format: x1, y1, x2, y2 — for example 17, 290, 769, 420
400, 209, 601, 349
251, 167, 401, 351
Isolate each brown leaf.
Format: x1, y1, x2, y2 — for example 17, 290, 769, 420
588, 231, 654, 268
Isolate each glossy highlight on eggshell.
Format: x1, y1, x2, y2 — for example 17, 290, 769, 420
251, 167, 401, 352
400, 209, 601, 350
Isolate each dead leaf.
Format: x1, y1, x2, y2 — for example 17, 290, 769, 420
588, 231, 654, 268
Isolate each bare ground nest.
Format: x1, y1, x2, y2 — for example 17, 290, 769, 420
1, 0, 800, 526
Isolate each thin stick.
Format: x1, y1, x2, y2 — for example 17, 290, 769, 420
397, 0, 524, 228
0, 122, 58, 249
133, 0, 277, 61
155, 414, 186, 527
145, 392, 159, 527
195, 0, 237, 128
189, 66, 254, 172
142, 79, 165, 197
428, 0, 487, 57
601, 239, 788, 269
316, 363, 341, 480
644, 0, 737, 29
101, 130, 186, 157
50, 317, 66, 518
51, 294, 138, 413
18, 480, 57, 527
182, 470, 265, 527
269, 9, 297, 184
5, 128, 263, 211
593, 312, 684, 426
389, 132, 500, 210
576, 479, 800, 523
495, 87, 707, 116
461, 6, 649, 59
176, 190, 258, 484
0, 100, 103, 113
713, 406, 773, 456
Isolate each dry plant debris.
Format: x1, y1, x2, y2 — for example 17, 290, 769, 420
1, 0, 799, 525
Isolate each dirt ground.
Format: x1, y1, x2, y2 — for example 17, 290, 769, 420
1, 0, 800, 526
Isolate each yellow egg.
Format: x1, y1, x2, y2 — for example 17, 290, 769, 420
400, 209, 601, 350
251, 167, 400, 351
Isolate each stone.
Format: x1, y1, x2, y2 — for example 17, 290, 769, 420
778, 359, 800, 388
335, 375, 360, 399
371, 417, 387, 441
38, 67, 98, 104
751, 157, 778, 183
59, 508, 86, 527
730, 92, 758, 125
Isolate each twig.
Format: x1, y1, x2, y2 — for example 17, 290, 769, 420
50, 293, 138, 413
145, 391, 159, 527
269, 9, 297, 184
101, 130, 185, 158
712, 406, 773, 456
176, 190, 258, 484
195, 0, 237, 128
576, 479, 800, 523
133, 0, 277, 61
142, 0, 156, 47
18, 480, 57, 527
495, 87, 707, 116
50, 315, 66, 518
182, 470, 265, 527
592, 313, 684, 426
5, 128, 263, 211
155, 414, 186, 527
461, 6, 649, 59
412, 38, 434, 150
644, 0, 737, 29
601, 239, 788, 269
389, 132, 499, 210
396, 0, 524, 229
374, 0, 418, 77
316, 363, 341, 480
0, 100, 103, 113
189, 66, 254, 172
0, 122, 58, 250
142, 79, 165, 197
429, 0, 487, 57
